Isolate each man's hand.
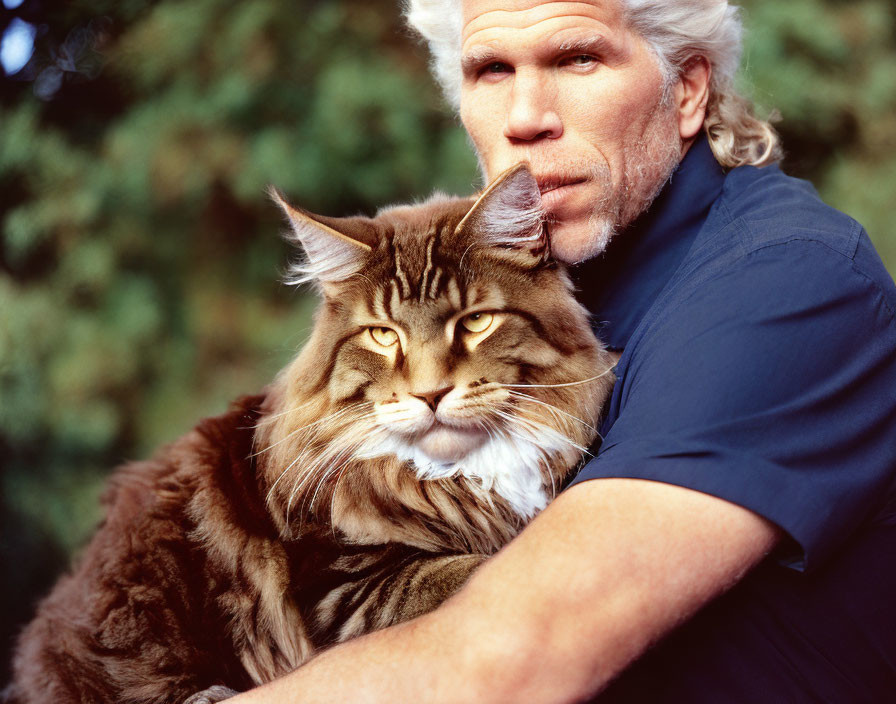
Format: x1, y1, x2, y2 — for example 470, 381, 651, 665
231, 478, 779, 703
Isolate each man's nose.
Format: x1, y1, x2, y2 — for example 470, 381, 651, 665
503, 71, 563, 143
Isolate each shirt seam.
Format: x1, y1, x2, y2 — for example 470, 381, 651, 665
717, 168, 862, 257
736, 217, 862, 261
742, 232, 895, 321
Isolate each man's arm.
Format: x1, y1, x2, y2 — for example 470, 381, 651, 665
230, 477, 779, 703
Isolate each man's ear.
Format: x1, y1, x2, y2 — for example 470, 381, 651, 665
454, 163, 548, 266
269, 187, 375, 289
675, 56, 712, 142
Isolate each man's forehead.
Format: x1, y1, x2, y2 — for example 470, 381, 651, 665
461, 0, 625, 42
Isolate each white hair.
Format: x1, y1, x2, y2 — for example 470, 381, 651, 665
403, 0, 781, 168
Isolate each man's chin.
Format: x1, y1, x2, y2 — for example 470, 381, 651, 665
548, 216, 616, 265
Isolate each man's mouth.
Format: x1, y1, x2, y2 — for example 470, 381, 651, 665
536, 176, 587, 195
536, 176, 588, 211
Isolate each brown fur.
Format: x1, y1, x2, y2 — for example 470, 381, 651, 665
6, 166, 615, 703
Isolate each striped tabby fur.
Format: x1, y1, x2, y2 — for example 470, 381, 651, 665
7, 165, 615, 703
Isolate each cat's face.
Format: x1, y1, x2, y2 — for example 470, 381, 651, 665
323, 206, 580, 471
270, 165, 610, 519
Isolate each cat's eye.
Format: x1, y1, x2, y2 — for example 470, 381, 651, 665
369, 327, 399, 347
460, 312, 494, 334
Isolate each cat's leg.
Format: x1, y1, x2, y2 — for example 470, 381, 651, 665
388, 553, 487, 623
318, 552, 487, 645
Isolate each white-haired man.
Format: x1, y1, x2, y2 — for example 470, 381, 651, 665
232, 1, 896, 701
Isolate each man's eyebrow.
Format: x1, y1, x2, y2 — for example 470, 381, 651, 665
460, 35, 615, 76
461, 46, 502, 76
555, 35, 612, 56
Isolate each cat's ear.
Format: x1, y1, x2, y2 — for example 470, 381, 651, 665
454, 163, 548, 265
269, 187, 375, 289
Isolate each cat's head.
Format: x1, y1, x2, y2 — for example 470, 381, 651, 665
259, 165, 614, 550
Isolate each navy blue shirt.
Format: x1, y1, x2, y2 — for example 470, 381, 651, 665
569, 137, 896, 701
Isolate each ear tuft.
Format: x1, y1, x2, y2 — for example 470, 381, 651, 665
455, 164, 547, 256
269, 186, 373, 288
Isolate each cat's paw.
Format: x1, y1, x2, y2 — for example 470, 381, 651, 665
183, 685, 240, 704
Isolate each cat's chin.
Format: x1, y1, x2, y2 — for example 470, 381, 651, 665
415, 424, 487, 463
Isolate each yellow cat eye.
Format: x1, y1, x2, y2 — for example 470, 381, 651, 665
369, 327, 399, 347
460, 312, 494, 334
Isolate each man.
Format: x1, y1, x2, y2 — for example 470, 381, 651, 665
232, 0, 896, 700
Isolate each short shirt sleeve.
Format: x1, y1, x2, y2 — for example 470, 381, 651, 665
572, 239, 896, 571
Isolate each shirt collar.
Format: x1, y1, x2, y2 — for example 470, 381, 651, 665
571, 134, 726, 349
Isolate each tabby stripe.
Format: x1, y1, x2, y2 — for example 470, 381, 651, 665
387, 279, 401, 319
419, 235, 436, 303
358, 570, 403, 634
446, 277, 463, 309
428, 266, 443, 300
377, 563, 418, 625
499, 307, 582, 355
302, 546, 412, 625
352, 554, 434, 633
321, 331, 362, 391
390, 558, 438, 621
393, 244, 412, 300
332, 566, 397, 638
373, 284, 389, 320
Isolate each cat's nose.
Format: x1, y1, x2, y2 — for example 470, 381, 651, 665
410, 386, 454, 412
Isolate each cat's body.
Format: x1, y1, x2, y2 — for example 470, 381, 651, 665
7, 166, 616, 703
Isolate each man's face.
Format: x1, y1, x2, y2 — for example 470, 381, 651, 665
459, 0, 684, 263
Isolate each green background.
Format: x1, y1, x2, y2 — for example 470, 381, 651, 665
1, 0, 894, 681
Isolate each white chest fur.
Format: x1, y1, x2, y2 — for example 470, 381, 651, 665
358, 431, 569, 519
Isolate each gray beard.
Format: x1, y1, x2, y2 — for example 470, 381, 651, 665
473, 97, 684, 265
570, 102, 684, 263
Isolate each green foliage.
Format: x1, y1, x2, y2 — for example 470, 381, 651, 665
0, 0, 893, 682
740, 0, 896, 266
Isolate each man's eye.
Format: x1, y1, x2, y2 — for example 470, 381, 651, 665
564, 54, 598, 67
483, 62, 510, 75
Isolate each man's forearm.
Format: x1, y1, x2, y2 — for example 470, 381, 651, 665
229, 478, 779, 703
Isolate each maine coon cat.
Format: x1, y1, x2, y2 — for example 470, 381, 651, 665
6, 164, 616, 703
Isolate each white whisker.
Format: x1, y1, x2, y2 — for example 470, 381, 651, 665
491, 408, 587, 453
254, 402, 367, 458
497, 366, 615, 389
267, 403, 376, 522
299, 417, 379, 515
507, 390, 596, 433
252, 398, 315, 426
